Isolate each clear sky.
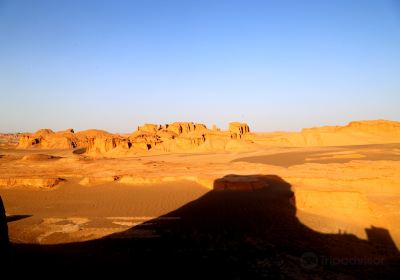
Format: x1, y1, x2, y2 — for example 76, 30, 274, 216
1, 0, 399, 133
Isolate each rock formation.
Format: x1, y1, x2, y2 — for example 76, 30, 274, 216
17, 129, 111, 149
87, 136, 131, 154
17, 120, 400, 155
17, 121, 251, 155
229, 122, 250, 139
137, 124, 158, 134
0, 133, 21, 146
84, 121, 253, 156
18, 129, 75, 149
0, 177, 65, 188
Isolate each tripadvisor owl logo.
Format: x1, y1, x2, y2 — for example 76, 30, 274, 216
300, 251, 384, 269
301, 252, 318, 269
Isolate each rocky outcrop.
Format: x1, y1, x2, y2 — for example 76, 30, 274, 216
165, 122, 206, 135
17, 122, 253, 155
229, 122, 250, 139
130, 131, 162, 147
0, 133, 21, 146
84, 121, 255, 155
87, 136, 131, 154
136, 122, 208, 139
0, 177, 65, 188
17, 129, 111, 150
18, 129, 76, 149
137, 124, 158, 134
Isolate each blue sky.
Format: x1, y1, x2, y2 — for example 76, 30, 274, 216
1, 0, 399, 132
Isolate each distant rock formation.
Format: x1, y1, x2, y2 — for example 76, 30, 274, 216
16, 121, 252, 154
18, 129, 111, 149
137, 124, 158, 134
0, 177, 65, 188
0, 133, 21, 146
14, 121, 252, 155
16, 120, 400, 155
229, 122, 250, 139
85, 122, 253, 155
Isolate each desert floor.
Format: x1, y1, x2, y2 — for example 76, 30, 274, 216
1, 144, 400, 277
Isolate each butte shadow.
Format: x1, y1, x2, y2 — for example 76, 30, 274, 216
6, 175, 400, 278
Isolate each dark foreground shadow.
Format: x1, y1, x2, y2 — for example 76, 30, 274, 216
6, 215, 32, 223
0, 196, 9, 253
5, 175, 400, 278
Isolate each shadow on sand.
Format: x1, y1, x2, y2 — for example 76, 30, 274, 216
3, 175, 400, 278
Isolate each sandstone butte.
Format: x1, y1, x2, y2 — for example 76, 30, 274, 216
16, 120, 400, 156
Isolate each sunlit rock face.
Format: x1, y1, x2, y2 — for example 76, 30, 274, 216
229, 122, 250, 139
17, 129, 111, 149
13, 122, 257, 157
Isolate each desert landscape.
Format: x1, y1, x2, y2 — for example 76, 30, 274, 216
1, 120, 400, 278
2, 0, 400, 278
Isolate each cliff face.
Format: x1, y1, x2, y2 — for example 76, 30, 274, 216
86, 136, 131, 154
